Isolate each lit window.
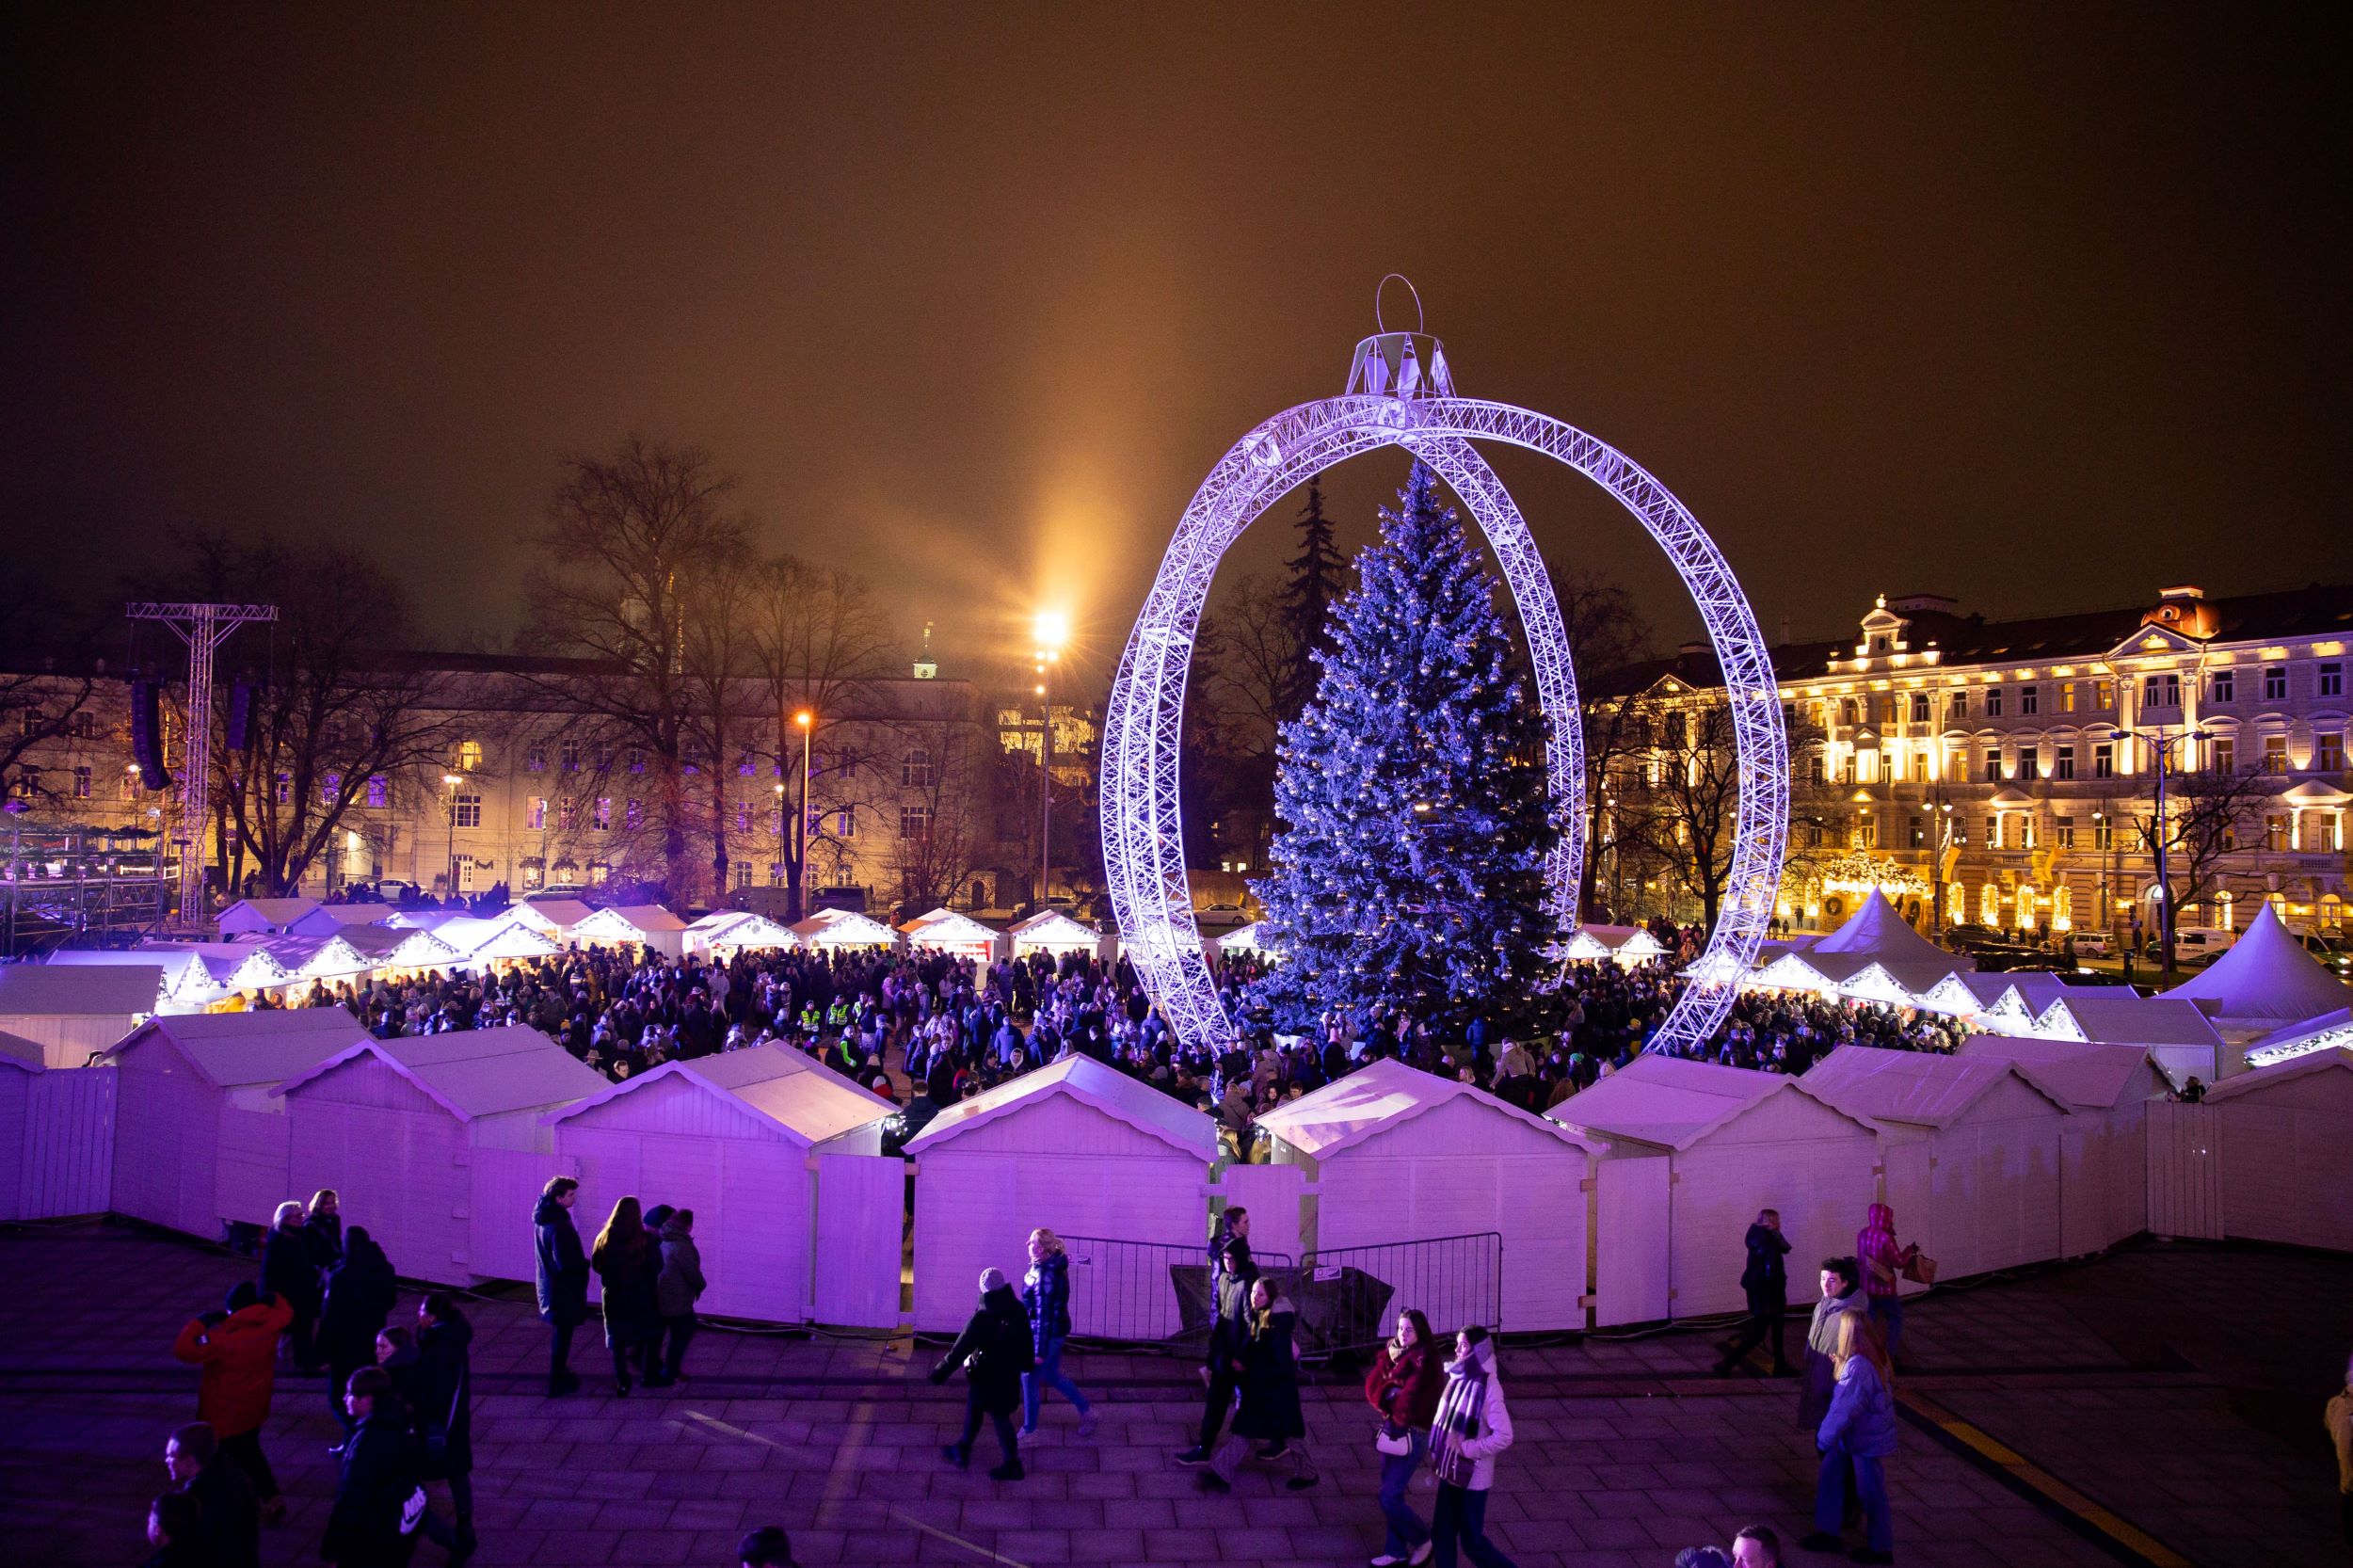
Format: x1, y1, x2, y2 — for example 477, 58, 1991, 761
275, 773, 293, 805
2094, 679, 2114, 708
528, 797, 547, 830
2056, 816, 2075, 848
558, 798, 578, 832
625, 799, 644, 830
321, 772, 341, 804
594, 797, 611, 830
367, 776, 388, 808
456, 741, 483, 772
2316, 732, 2345, 773
2059, 682, 2076, 713
72, 764, 91, 799
2093, 743, 2114, 779
2263, 735, 2288, 774
1985, 815, 2001, 850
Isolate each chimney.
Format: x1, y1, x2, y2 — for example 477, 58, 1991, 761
2159, 584, 2205, 601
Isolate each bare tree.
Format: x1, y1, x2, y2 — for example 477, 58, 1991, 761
883, 717, 986, 916
2137, 759, 2281, 980
1622, 696, 1745, 930
520, 438, 750, 904
1557, 571, 1655, 919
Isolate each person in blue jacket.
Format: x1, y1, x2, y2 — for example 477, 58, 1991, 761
1018, 1228, 1096, 1438
1801, 1311, 1897, 1563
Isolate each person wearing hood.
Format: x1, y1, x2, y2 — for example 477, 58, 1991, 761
320, 1226, 401, 1441
260, 1199, 325, 1374
1715, 1208, 1794, 1378
648, 1208, 708, 1388
1428, 1325, 1516, 1568
171, 1281, 294, 1521
1855, 1203, 1920, 1362
1201, 1277, 1314, 1494
1018, 1227, 1095, 1438
929, 1267, 1034, 1480
532, 1176, 589, 1396
1800, 1311, 1897, 1563
409, 1292, 476, 1566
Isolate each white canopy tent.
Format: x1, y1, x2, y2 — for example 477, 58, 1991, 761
1957, 1033, 2169, 1255
504, 898, 599, 937
2163, 904, 2353, 1032
337, 924, 465, 974
682, 910, 799, 956
1809, 888, 1972, 969
421, 916, 564, 968
1008, 908, 1104, 957
1560, 924, 1670, 966
283, 904, 405, 938
899, 907, 1000, 959
136, 942, 296, 1005
789, 908, 899, 949
1741, 949, 1876, 997
260, 935, 377, 984
1552, 1056, 1882, 1323
2027, 992, 2226, 1087
1212, 922, 1269, 957
570, 904, 690, 957
2243, 1007, 2353, 1070
1801, 1045, 2070, 1281
214, 897, 322, 937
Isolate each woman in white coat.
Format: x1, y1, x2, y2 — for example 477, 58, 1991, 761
1427, 1325, 1516, 1568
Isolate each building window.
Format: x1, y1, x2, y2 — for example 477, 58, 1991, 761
2263, 735, 2289, 774
2142, 672, 2180, 708
1947, 690, 1967, 720
528, 797, 547, 829
521, 861, 543, 890
735, 800, 753, 833
2208, 669, 2234, 704
1984, 747, 2002, 780
901, 749, 935, 788
2020, 816, 2037, 850
2020, 685, 2040, 716
1805, 822, 1825, 848
2056, 816, 2075, 848
2264, 665, 2286, 701
72, 764, 91, 798
1985, 815, 2002, 850
2265, 814, 2289, 851
1909, 693, 1930, 723
737, 751, 758, 777
320, 772, 342, 804
835, 807, 856, 838
561, 739, 581, 773
1947, 883, 1967, 923
2095, 679, 2114, 708
2093, 743, 2114, 779
1985, 688, 2004, 718
1839, 697, 1858, 727
594, 797, 611, 830
1808, 754, 1826, 786
275, 772, 293, 805
558, 798, 578, 832
628, 748, 647, 775
456, 740, 483, 772
593, 743, 614, 772
525, 745, 546, 772
2317, 732, 2345, 773
626, 799, 644, 830
454, 792, 482, 829
119, 771, 138, 801
367, 776, 388, 808
2323, 663, 2345, 697
2312, 816, 2344, 853
2211, 737, 2234, 775
2055, 746, 2075, 780
2059, 681, 2076, 713
1908, 816, 1926, 849
898, 805, 932, 840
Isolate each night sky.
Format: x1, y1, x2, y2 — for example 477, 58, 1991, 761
6, 5, 2348, 679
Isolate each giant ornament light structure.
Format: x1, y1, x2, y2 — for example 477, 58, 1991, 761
1101, 284, 1789, 1054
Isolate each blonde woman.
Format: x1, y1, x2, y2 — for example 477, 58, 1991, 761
1020, 1228, 1096, 1437
260, 1200, 324, 1372
1801, 1311, 1897, 1563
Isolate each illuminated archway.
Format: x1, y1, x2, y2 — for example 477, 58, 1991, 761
1101, 323, 1789, 1053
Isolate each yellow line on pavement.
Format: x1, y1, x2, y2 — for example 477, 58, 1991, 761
1897, 1391, 2193, 1568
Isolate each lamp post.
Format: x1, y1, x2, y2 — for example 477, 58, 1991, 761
1033, 611, 1067, 911
441, 773, 463, 902
792, 710, 813, 922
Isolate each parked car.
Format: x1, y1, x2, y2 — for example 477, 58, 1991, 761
1195, 901, 1251, 930
2070, 934, 2115, 959
2293, 930, 2353, 977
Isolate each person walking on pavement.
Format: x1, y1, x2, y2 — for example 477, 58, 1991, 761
1799, 1257, 1868, 1535
589, 1195, 661, 1396
410, 1292, 476, 1565
171, 1281, 294, 1523
929, 1267, 1034, 1480
324, 1366, 424, 1568
1428, 1325, 1516, 1568
261, 1199, 325, 1374
1200, 1276, 1315, 1494
1176, 1207, 1257, 1467
320, 1226, 400, 1441
306, 1188, 346, 1272
164, 1422, 259, 1568
1800, 1312, 1898, 1564
648, 1208, 707, 1388
532, 1176, 588, 1396
1365, 1306, 1444, 1566
1019, 1227, 1096, 1438
1717, 1208, 1794, 1377
2328, 1348, 2353, 1548
141, 1492, 208, 1568
1855, 1203, 1920, 1364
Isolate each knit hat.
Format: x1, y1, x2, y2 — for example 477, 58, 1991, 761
978, 1266, 1007, 1294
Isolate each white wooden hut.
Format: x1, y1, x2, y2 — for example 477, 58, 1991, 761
135, 941, 295, 1006
337, 924, 464, 978
790, 908, 899, 950
1212, 922, 1269, 958
2200, 1051, 2353, 1253
2244, 1007, 2353, 1070
1913, 971, 2034, 1028
2028, 993, 2228, 1088
1956, 1034, 2169, 1256
102, 1009, 376, 1240
1552, 1056, 1883, 1323
1742, 949, 1874, 997
682, 911, 798, 958
1801, 1044, 2071, 1281
547, 1046, 900, 1326
504, 898, 598, 938
283, 904, 405, 938
259, 936, 377, 990
905, 1055, 1218, 1333
1007, 909, 1102, 958
900, 907, 1000, 961
215, 897, 322, 937
570, 904, 689, 957
1250, 1058, 1605, 1332
0, 1032, 39, 1222
0, 963, 166, 1066
1559, 923, 1671, 966
273, 1028, 607, 1284
424, 916, 563, 970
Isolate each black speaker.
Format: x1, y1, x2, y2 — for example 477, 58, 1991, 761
131, 680, 172, 791
225, 680, 258, 752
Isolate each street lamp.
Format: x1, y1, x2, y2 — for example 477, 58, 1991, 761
1033, 611, 1067, 911
792, 710, 813, 923
441, 773, 464, 902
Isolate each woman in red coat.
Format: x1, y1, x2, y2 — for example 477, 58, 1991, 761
172, 1282, 294, 1517
1364, 1307, 1444, 1566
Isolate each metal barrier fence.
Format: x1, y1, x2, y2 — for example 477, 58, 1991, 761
1063, 1231, 1501, 1356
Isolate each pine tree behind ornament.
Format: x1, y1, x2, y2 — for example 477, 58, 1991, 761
1250, 460, 1561, 1045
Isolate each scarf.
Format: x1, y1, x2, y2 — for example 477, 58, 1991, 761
1428, 1338, 1493, 1487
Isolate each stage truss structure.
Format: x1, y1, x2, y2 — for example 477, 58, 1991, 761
1101, 309, 1788, 1055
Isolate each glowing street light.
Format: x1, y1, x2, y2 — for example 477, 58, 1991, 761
1033, 611, 1069, 912
792, 710, 814, 922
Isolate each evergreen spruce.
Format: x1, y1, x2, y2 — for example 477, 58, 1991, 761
1250, 461, 1561, 1043
1276, 479, 1346, 723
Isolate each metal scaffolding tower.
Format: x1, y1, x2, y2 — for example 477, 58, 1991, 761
126, 600, 278, 924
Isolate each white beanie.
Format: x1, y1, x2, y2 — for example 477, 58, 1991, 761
979, 1266, 1007, 1293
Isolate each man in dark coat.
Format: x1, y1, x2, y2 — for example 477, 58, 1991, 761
1717, 1208, 1794, 1377
532, 1176, 588, 1396
1176, 1216, 1258, 1466
164, 1421, 259, 1568
410, 1292, 476, 1565
929, 1268, 1033, 1480
319, 1227, 400, 1438
260, 1204, 325, 1373
323, 1367, 421, 1567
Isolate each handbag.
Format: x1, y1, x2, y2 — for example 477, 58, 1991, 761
1901, 1253, 1939, 1286
1374, 1421, 1414, 1457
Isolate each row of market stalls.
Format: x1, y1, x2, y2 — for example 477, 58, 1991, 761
0, 1006, 2345, 1333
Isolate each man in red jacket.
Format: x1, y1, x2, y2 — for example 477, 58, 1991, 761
172, 1282, 293, 1519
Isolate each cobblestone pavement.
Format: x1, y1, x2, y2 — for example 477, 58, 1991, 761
0, 1223, 2345, 1567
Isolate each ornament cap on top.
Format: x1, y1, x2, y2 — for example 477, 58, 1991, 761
1345, 274, 1455, 400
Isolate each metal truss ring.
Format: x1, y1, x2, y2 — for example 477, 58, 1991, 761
1102, 395, 1787, 1056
